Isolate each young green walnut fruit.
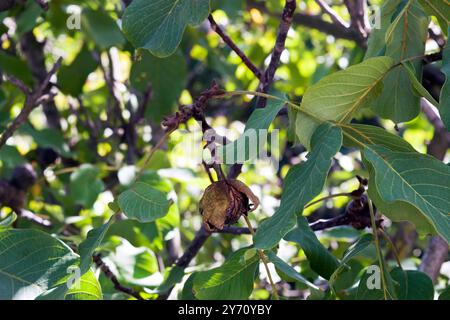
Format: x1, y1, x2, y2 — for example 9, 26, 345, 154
199, 179, 259, 232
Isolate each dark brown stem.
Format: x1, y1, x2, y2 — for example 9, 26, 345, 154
0, 57, 62, 149
208, 14, 262, 79
20, 32, 62, 129
93, 254, 144, 300
175, 225, 211, 269
256, 0, 296, 109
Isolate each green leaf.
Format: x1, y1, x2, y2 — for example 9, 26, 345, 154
0, 229, 79, 299
254, 123, 343, 250
123, 0, 210, 57
295, 57, 393, 148
37, 270, 102, 300
0, 145, 26, 169
439, 286, 450, 300
64, 270, 102, 300
342, 124, 417, 153
217, 99, 285, 163
81, 9, 125, 49
118, 181, 171, 223
401, 61, 439, 108
193, 248, 259, 300
69, 164, 104, 208
391, 267, 434, 300
329, 234, 374, 291
0, 51, 34, 86
58, 44, 98, 96
130, 51, 187, 121
284, 217, 340, 280
157, 266, 185, 293
364, 145, 450, 243
78, 217, 115, 274
440, 28, 450, 131
356, 263, 398, 300
342, 124, 437, 235
266, 251, 320, 291
418, 0, 450, 35
0, 212, 17, 229
366, 0, 429, 123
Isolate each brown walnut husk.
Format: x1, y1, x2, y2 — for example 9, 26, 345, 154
199, 179, 259, 232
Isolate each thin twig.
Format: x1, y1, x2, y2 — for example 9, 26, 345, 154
256, 0, 296, 108
208, 14, 262, 79
0, 57, 62, 149
315, 0, 349, 28
93, 254, 144, 300
368, 198, 390, 300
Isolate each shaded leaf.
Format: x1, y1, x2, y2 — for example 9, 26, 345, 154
284, 217, 339, 280
254, 123, 342, 250
418, 0, 450, 35
130, 51, 187, 121
391, 267, 434, 300
401, 61, 439, 108
69, 164, 104, 208
440, 29, 450, 131
266, 251, 320, 291
58, 44, 98, 96
329, 234, 374, 291
364, 145, 450, 243
82, 9, 125, 49
366, 0, 429, 123
123, 0, 210, 57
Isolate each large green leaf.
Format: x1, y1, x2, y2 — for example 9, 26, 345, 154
342, 124, 438, 235
440, 29, 450, 131
193, 248, 259, 300
217, 99, 285, 163
366, 0, 429, 123
295, 57, 393, 148
342, 124, 416, 153
284, 217, 340, 280
391, 268, 434, 300
130, 51, 187, 121
118, 181, 171, 223
123, 0, 210, 57
0, 229, 86, 299
364, 145, 450, 243
254, 123, 343, 250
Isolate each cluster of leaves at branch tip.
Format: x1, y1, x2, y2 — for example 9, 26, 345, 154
199, 179, 259, 232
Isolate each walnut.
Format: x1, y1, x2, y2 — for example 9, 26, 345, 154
199, 179, 259, 232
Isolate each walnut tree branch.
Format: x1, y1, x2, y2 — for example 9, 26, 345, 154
0, 57, 62, 149
208, 14, 262, 79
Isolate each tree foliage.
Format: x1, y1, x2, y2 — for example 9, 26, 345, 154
0, 0, 449, 300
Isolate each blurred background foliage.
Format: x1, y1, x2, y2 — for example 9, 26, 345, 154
0, 0, 448, 300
